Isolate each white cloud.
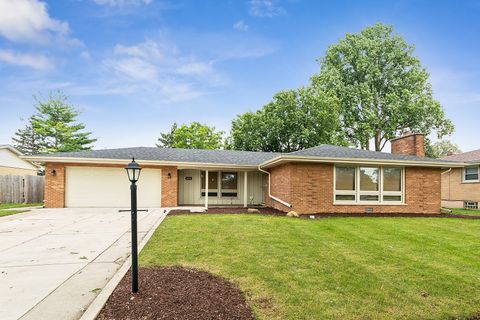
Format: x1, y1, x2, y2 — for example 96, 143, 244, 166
80, 51, 92, 60
249, 0, 285, 17
109, 57, 158, 81
101, 39, 223, 102
114, 41, 166, 60
0, 49, 53, 70
233, 20, 249, 31
93, 0, 152, 7
0, 0, 70, 43
110, 40, 216, 79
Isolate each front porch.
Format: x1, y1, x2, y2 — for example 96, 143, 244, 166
178, 169, 265, 208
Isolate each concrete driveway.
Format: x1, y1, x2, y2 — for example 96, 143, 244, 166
0, 208, 167, 320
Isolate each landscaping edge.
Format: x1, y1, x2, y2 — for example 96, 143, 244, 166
79, 209, 169, 320
169, 207, 480, 219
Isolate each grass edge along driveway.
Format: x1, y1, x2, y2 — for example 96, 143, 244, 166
140, 214, 480, 320
0, 203, 42, 217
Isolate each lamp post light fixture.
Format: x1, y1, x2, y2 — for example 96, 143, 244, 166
125, 157, 142, 293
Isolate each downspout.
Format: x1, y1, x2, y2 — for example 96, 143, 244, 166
441, 168, 452, 175
258, 165, 292, 208
441, 168, 452, 201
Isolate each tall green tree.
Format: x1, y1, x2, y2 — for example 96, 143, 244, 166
230, 87, 347, 152
425, 139, 462, 158
12, 92, 96, 154
312, 23, 454, 151
11, 123, 42, 155
157, 122, 224, 149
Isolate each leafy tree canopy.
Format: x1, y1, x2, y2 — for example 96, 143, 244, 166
157, 122, 225, 150
12, 92, 96, 154
425, 139, 462, 158
312, 23, 454, 151
230, 87, 348, 152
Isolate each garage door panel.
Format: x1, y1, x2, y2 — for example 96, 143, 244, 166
65, 167, 161, 208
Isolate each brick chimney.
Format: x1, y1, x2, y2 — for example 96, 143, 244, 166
390, 132, 425, 157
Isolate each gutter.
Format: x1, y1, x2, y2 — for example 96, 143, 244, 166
259, 155, 468, 169
257, 165, 292, 209
19, 156, 258, 170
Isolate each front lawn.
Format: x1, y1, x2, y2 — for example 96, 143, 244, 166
0, 202, 42, 209
0, 209, 30, 217
140, 214, 480, 319
449, 208, 480, 216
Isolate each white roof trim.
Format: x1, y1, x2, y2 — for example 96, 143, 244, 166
22, 152, 467, 169
0, 145, 23, 156
1, 145, 41, 169
259, 155, 467, 168
20, 155, 259, 169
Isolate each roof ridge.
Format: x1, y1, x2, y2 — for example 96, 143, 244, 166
442, 148, 480, 161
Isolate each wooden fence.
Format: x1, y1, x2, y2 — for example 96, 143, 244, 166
0, 175, 44, 204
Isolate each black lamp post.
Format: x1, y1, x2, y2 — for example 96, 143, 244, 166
125, 157, 142, 293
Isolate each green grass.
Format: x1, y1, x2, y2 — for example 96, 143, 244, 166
0, 203, 42, 210
449, 208, 480, 216
0, 209, 30, 217
140, 214, 480, 320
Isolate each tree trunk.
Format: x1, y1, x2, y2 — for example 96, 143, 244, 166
375, 132, 381, 151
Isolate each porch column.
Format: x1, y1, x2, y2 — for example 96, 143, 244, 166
205, 170, 209, 209
244, 171, 248, 207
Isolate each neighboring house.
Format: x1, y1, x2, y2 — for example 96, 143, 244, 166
0, 145, 39, 176
441, 149, 480, 209
23, 133, 463, 214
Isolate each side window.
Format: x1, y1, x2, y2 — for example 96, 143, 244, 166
464, 166, 479, 182
335, 167, 356, 201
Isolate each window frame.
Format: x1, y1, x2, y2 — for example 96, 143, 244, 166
463, 166, 480, 183
381, 167, 403, 203
200, 171, 239, 198
334, 165, 405, 205
358, 167, 380, 203
200, 171, 219, 197
334, 166, 357, 203
464, 201, 478, 209
221, 172, 238, 197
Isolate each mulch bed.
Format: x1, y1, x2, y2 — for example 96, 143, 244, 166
169, 207, 286, 216
97, 266, 255, 320
469, 312, 480, 320
169, 207, 480, 219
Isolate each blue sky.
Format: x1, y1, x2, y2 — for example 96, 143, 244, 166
0, 0, 479, 151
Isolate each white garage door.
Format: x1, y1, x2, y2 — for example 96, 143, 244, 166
65, 167, 162, 208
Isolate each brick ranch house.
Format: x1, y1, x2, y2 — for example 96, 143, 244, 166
441, 149, 480, 209
23, 133, 463, 214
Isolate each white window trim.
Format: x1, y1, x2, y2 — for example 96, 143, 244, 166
334, 166, 357, 203
464, 201, 478, 209
358, 167, 381, 203
334, 165, 405, 205
462, 166, 480, 183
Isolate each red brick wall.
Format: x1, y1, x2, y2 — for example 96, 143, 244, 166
161, 166, 178, 207
45, 163, 66, 208
266, 162, 441, 214
391, 133, 425, 157
264, 163, 292, 210
44, 162, 178, 208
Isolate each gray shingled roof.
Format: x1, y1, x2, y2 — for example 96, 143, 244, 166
289, 145, 458, 163
32, 144, 461, 166
442, 149, 480, 163
37, 147, 281, 166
